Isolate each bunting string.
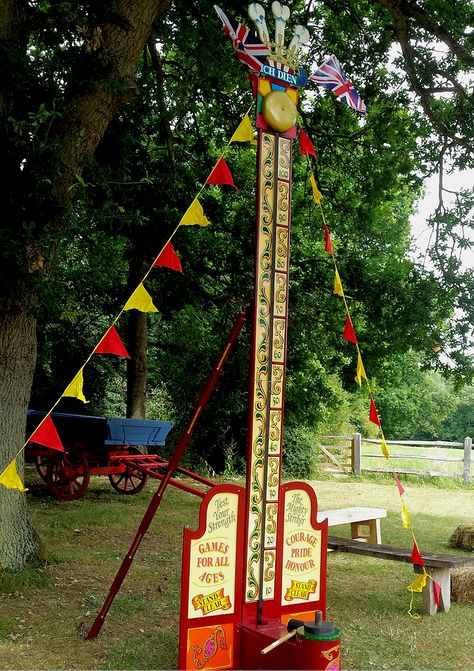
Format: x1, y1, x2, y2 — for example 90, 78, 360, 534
299, 122, 438, 614
0, 104, 257, 490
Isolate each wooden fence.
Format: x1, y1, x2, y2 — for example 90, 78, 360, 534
318, 434, 473, 484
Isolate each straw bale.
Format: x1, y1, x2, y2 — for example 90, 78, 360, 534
451, 567, 474, 605
448, 525, 474, 551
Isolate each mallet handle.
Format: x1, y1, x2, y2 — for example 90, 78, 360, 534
261, 629, 297, 655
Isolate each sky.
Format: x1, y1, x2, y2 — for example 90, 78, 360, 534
410, 169, 474, 269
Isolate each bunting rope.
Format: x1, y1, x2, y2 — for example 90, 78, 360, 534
1, 110, 436, 615
0, 104, 256, 491
299, 122, 436, 615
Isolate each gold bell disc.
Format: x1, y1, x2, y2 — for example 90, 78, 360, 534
262, 90, 297, 133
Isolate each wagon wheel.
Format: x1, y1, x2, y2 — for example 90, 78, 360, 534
108, 446, 148, 495
45, 449, 90, 500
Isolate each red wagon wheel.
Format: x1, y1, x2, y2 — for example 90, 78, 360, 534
108, 447, 148, 495
46, 449, 90, 500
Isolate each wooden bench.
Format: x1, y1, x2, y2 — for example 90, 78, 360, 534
327, 535, 474, 615
317, 506, 387, 544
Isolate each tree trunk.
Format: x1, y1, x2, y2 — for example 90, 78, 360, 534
126, 310, 148, 419
0, 0, 171, 571
0, 306, 45, 570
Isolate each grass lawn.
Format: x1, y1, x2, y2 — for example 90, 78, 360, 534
0, 468, 473, 670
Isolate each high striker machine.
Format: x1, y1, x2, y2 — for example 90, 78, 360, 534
178, 4, 341, 669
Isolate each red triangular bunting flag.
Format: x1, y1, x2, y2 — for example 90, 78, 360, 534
153, 242, 183, 272
394, 472, 405, 496
324, 224, 333, 254
433, 581, 441, 609
343, 315, 358, 345
30, 415, 64, 452
299, 128, 316, 157
369, 397, 381, 426
95, 325, 131, 358
206, 157, 237, 190
411, 541, 425, 567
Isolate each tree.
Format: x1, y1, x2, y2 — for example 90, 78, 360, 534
2, 0, 474, 572
0, 0, 170, 571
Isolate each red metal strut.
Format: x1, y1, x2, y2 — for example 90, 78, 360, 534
86, 310, 246, 639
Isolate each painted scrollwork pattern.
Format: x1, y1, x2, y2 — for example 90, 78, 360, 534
264, 549, 276, 584
274, 273, 287, 317
278, 137, 291, 179
191, 625, 227, 669
277, 181, 289, 227
246, 130, 292, 604
271, 364, 284, 409
276, 228, 288, 269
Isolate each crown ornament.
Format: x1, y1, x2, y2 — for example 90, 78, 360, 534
248, 2, 310, 73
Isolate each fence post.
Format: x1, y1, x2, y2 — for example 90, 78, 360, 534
352, 433, 362, 476
463, 436, 472, 485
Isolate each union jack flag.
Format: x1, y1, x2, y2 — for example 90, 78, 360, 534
309, 54, 367, 114
214, 6, 269, 73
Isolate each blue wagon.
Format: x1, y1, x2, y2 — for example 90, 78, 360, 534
26, 411, 173, 500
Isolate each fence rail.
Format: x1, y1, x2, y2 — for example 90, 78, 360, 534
318, 434, 473, 484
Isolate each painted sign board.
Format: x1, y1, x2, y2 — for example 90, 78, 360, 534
179, 484, 246, 670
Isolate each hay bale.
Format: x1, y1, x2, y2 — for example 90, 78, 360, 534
451, 567, 474, 605
448, 525, 474, 551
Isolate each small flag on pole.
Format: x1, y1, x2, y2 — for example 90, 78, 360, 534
309, 54, 367, 114
381, 435, 390, 459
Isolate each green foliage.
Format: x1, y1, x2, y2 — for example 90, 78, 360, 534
441, 384, 474, 441
4, 0, 474, 475
375, 351, 460, 439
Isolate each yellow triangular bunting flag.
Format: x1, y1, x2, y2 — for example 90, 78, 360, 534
230, 114, 257, 145
381, 435, 390, 459
124, 283, 158, 313
179, 198, 210, 227
407, 572, 428, 593
0, 459, 28, 492
401, 500, 411, 528
63, 369, 88, 403
310, 174, 323, 204
333, 269, 344, 297
354, 351, 368, 386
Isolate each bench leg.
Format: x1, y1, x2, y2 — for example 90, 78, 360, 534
416, 566, 451, 615
350, 519, 381, 544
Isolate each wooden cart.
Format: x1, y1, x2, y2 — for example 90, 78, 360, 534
26, 410, 173, 500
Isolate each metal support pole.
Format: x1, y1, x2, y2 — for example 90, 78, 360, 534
86, 310, 246, 639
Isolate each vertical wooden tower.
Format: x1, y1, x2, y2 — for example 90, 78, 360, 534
179, 4, 331, 670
